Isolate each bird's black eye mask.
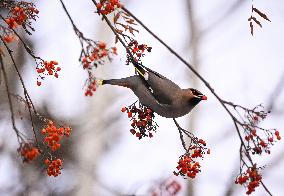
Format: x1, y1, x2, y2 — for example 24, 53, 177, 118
189, 88, 207, 100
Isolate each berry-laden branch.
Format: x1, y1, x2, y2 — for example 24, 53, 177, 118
86, 1, 276, 195
59, 0, 118, 96
173, 118, 210, 179
0, 14, 62, 87
0, 0, 72, 177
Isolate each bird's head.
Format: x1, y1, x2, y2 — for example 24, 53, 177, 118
189, 88, 207, 101
186, 88, 207, 106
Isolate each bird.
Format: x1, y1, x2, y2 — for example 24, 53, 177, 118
97, 62, 207, 118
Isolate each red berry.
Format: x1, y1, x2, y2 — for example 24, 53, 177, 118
96, 3, 102, 9
127, 112, 132, 118
130, 129, 136, 135
251, 129, 256, 136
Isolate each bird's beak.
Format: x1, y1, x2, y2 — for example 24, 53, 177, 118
201, 95, 207, 100
195, 95, 207, 100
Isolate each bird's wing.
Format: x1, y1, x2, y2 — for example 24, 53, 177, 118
132, 61, 181, 105
138, 69, 180, 105
143, 67, 165, 79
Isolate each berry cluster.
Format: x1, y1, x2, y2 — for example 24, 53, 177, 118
5, 3, 39, 31
240, 105, 281, 155
41, 120, 71, 151
80, 42, 117, 97
190, 139, 210, 157
81, 42, 117, 70
126, 40, 152, 64
18, 143, 40, 162
173, 137, 209, 179
96, 0, 121, 15
36, 60, 61, 86
121, 102, 158, 139
40, 120, 71, 177
0, 22, 14, 41
44, 158, 63, 177
173, 154, 201, 179
235, 165, 262, 195
84, 78, 98, 96
245, 105, 269, 125
3, 34, 16, 43
244, 127, 281, 155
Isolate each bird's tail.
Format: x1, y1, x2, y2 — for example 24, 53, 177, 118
95, 62, 148, 87
96, 78, 130, 88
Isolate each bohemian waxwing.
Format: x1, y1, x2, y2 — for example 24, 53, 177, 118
98, 62, 207, 118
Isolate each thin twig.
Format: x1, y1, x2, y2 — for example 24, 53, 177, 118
0, 35, 39, 144
0, 53, 23, 143
173, 118, 187, 151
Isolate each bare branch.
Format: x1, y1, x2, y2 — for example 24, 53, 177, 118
0, 53, 23, 143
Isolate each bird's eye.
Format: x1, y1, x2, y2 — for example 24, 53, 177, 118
190, 88, 202, 96
190, 89, 198, 95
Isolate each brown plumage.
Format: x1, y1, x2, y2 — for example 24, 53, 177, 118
100, 63, 207, 118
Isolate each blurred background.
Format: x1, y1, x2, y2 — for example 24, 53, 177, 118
0, 0, 284, 195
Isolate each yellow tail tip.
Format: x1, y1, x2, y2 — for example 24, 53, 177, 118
96, 79, 103, 86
